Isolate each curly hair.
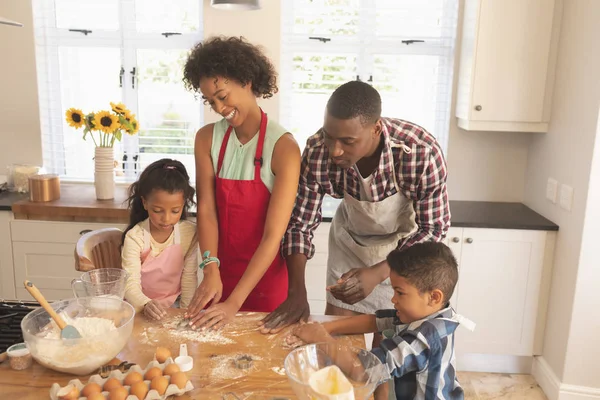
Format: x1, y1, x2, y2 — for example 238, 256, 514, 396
327, 81, 382, 126
183, 36, 278, 99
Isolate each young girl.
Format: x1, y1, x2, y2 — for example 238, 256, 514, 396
121, 159, 198, 321
182, 36, 301, 330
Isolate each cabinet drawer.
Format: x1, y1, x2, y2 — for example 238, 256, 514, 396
11, 220, 126, 244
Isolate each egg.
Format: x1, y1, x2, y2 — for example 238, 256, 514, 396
162, 363, 180, 376
150, 376, 169, 395
108, 386, 129, 400
144, 366, 162, 380
87, 393, 107, 400
155, 346, 171, 363
130, 381, 149, 400
123, 371, 143, 386
103, 377, 122, 392
169, 371, 189, 389
81, 382, 103, 397
57, 383, 80, 400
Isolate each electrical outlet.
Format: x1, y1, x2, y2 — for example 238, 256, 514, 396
559, 184, 574, 211
546, 178, 558, 203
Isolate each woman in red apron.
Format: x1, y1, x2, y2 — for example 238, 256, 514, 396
183, 37, 301, 330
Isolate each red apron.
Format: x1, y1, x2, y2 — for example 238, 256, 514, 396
215, 110, 288, 312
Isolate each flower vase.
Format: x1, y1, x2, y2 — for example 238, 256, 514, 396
94, 147, 115, 200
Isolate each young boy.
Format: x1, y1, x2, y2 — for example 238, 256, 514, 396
287, 242, 473, 400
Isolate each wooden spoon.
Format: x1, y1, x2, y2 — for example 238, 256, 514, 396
23, 280, 82, 339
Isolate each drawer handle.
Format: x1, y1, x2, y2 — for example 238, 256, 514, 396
452, 237, 460, 243
465, 238, 474, 244
474, 105, 482, 111
79, 229, 92, 236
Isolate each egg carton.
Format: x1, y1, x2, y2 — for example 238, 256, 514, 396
49, 358, 194, 400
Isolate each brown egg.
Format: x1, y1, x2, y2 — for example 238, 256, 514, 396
81, 382, 103, 397
108, 386, 129, 400
155, 347, 171, 363
150, 375, 169, 395
162, 363, 180, 376
169, 371, 188, 389
123, 371, 143, 386
103, 377, 122, 392
57, 384, 80, 400
130, 381, 149, 400
144, 366, 162, 380
87, 393, 107, 400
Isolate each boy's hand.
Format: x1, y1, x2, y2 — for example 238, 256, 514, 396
143, 300, 167, 320
286, 322, 334, 347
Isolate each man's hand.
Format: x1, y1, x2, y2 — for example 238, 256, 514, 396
143, 300, 167, 321
327, 261, 389, 305
185, 265, 223, 319
259, 290, 310, 334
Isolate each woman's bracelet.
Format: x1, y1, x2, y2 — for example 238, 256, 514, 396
199, 250, 220, 270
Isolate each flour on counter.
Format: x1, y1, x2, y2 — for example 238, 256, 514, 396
140, 316, 235, 345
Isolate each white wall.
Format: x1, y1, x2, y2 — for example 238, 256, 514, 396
0, 0, 43, 168
0, 0, 530, 202
524, 0, 600, 387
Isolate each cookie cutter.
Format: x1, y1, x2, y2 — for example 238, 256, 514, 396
233, 355, 253, 369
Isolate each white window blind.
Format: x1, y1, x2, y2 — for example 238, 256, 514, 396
32, 0, 203, 182
280, 0, 458, 153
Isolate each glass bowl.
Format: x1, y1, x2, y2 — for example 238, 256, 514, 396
284, 342, 390, 399
21, 296, 134, 375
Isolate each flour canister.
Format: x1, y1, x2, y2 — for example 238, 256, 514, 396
28, 174, 60, 202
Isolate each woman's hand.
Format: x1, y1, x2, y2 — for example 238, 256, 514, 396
143, 300, 167, 321
185, 265, 223, 319
190, 300, 239, 331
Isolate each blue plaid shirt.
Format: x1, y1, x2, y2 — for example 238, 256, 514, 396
372, 306, 464, 400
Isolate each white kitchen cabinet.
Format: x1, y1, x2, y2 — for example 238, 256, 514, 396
10, 220, 127, 301
455, 0, 560, 132
446, 228, 555, 357
305, 223, 330, 315
0, 212, 15, 299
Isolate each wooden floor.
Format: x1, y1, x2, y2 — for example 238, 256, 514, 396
458, 372, 547, 400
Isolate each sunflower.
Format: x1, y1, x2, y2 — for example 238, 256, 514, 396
65, 108, 85, 129
110, 102, 131, 118
128, 118, 139, 135
94, 111, 120, 133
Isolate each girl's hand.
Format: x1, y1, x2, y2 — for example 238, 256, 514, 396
143, 300, 167, 321
185, 265, 223, 318
190, 300, 239, 331
286, 322, 334, 346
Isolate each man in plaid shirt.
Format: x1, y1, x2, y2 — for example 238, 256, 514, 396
260, 81, 450, 334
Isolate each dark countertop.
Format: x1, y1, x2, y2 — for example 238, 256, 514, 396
322, 200, 558, 231
0, 191, 28, 211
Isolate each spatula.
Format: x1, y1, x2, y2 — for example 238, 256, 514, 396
23, 280, 82, 339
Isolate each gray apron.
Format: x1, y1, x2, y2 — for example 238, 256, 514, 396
326, 142, 418, 314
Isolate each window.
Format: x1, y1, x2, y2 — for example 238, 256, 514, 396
32, 0, 203, 182
280, 0, 459, 217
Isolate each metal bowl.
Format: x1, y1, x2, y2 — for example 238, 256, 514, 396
21, 296, 134, 375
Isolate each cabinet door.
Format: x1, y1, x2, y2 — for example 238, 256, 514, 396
0, 212, 15, 299
454, 228, 547, 356
13, 242, 82, 301
471, 0, 555, 123
444, 227, 463, 308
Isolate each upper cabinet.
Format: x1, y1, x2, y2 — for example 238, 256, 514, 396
455, 0, 560, 133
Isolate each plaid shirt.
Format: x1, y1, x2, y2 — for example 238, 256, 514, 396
282, 118, 450, 259
373, 306, 464, 400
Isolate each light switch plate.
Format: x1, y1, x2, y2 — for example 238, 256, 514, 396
559, 184, 574, 211
546, 178, 558, 203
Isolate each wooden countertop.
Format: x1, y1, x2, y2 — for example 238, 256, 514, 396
0, 311, 365, 399
8, 183, 559, 230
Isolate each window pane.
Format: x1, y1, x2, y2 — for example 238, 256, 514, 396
59, 47, 122, 179
373, 54, 445, 135
292, 0, 360, 36
136, 49, 200, 181
287, 53, 358, 148
134, 0, 200, 33
55, 0, 120, 30
375, 0, 456, 39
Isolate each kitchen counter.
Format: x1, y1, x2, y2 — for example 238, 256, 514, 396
0, 311, 365, 399
9, 184, 559, 230
0, 191, 28, 211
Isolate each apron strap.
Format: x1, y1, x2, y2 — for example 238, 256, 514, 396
216, 126, 233, 176
253, 109, 268, 182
